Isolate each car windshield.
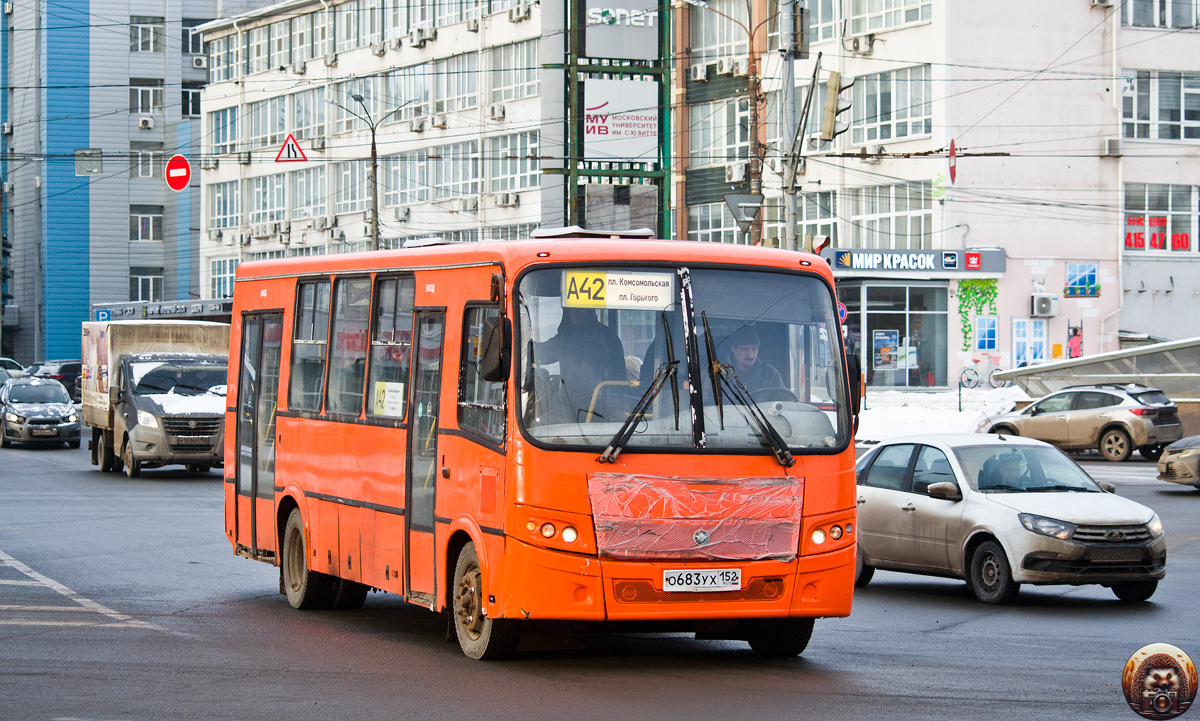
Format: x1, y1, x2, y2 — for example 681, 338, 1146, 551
130, 361, 228, 396
10, 384, 70, 404
517, 265, 849, 453
1131, 390, 1171, 406
953, 444, 1102, 493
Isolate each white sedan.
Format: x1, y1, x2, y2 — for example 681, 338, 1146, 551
854, 434, 1166, 604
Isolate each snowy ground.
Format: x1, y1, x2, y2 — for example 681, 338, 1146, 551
856, 386, 1031, 444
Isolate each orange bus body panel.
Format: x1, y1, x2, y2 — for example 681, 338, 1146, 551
225, 239, 856, 625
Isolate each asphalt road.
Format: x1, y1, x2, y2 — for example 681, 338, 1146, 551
0, 442, 1196, 720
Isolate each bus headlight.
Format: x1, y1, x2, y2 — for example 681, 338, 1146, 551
560, 526, 578, 543
540, 522, 556, 539
811, 528, 826, 545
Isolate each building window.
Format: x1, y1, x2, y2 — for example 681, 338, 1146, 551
291, 87, 327, 139
849, 0, 931, 35
182, 82, 203, 118
130, 16, 164, 53
845, 284, 947, 387
1123, 0, 1195, 28
1122, 71, 1200, 140
129, 205, 164, 241
688, 203, 743, 244
249, 174, 287, 224
975, 316, 997, 351
271, 19, 292, 65
489, 223, 540, 241
490, 132, 539, 193
434, 53, 479, 113
246, 250, 286, 261
1124, 183, 1193, 252
210, 258, 238, 299
852, 65, 931, 145
291, 167, 326, 219
249, 96, 287, 148
764, 191, 839, 248
847, 181, 933, 250
386, 63, 431, 121
210, 180, 240, 228
385, 150, 428, 206
211, 107, 238, 154
431, 141, 480, 199
689, 98, 750, 167
334, 77, 381, 133
209, 35, 239, 82
806, 0, 837, 42
130, 267, 164, 302
367, 275, 414, 420
336, 1, 361, 52
1065, 263, 1099, 294
292, 13, 314, 63
182, 19, 206, 54
335, 160, 369, 213
247, 26, 271, 74
130, 143, 163, 178
129, 79, 165, 115
1013, 318, 1047, 367
689, 0, 749, 63
491, 41, 539, 103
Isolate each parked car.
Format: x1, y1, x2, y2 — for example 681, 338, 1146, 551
0, 377, 82, 448
32, 359, 82, 399
0, 357, 25, 378
977, 383, 1182, 462
855, 434, 1166, 604
1157, 435, 1200, 487
0, 369, 11, 384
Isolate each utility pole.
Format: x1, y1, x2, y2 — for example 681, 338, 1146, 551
350, 93, 382, 252
781, 0, 797, 250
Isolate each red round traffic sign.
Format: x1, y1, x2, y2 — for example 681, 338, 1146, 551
165, 154, 191, 192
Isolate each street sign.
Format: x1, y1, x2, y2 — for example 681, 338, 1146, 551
94, 309, 111, 322
723, 193, 764, 234
165, 155, 191, 192
275, 133, 308, 163
949, 139, 957, 184
837, 302, 847, 324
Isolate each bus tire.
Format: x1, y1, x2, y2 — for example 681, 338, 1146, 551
452, 542, 521, 660
855, 550, 875, 588
330, 578, 369, 610
282, 509, 337, 610
745, 618, 815, 658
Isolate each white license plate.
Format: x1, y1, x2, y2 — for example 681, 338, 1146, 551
174, 436, 212, 445
30, 428, 58, 437
663, 568, 741, 593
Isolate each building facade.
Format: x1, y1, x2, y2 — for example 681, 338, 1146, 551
1, 0, 223, 361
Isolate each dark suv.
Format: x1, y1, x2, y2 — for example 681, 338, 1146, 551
34, 360, 82, 399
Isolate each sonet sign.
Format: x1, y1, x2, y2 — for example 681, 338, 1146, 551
584, 0, 660, 60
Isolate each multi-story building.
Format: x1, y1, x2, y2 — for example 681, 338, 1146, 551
673, 0, 1200, 388
1, 0, 222, 361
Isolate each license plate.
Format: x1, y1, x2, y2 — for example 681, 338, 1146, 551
30, 428, 58, 437
174, 436, 212, 445
1091, 548, 1143, 562
663, 568, 741, 592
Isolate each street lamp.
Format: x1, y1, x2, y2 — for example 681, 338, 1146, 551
333, 93, 409, 251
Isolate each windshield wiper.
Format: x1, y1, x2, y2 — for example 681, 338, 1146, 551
1025, 485, 1097, 493
598, 359, 678, 463
978, 484, 1023, 493
701, 312, 725, 430
172, 383, 218, 395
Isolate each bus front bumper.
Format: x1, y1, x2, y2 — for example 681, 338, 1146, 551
497, 538, 854, 622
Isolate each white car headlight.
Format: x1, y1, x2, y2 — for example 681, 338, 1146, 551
1018, 513, 1077, 540
136, 410, 159, 429
1147, 514, 1164, 539
66, 414, 77, 423
4, 411, 21, 423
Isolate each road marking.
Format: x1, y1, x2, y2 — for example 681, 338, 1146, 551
0, 604, 97, 611
0, 579, 44, 586
0, 550, 166, 632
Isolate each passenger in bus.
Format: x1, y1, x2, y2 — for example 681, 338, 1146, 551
533, 307, 626, 421
723, 326, 785, 393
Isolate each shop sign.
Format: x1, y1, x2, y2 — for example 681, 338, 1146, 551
829, 248, 1004, 274
584, 0, 660, 60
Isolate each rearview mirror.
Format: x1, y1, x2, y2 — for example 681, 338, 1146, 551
108, 385, 119, 404
1099, 481, 1117, 494
927, 482, 962, 501
479, 316, 512, 383
845, 353, 862, 417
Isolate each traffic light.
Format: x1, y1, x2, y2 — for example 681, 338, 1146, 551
820, 71, 855, 142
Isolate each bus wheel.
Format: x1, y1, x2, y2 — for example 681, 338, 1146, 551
745, 618, 815, 658
282, 509, 337, 610
331, 579, 369, 610
452, 542, 521, 660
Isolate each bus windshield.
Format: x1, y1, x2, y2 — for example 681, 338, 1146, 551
517, 265, 850, 455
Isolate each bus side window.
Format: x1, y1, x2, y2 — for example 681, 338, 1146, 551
288, 279, 330, 412
326, 276, 372, 417
459, 306, 505, 441
367, 275, 415, 420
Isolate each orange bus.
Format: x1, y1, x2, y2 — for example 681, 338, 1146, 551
225, 228, 862, 659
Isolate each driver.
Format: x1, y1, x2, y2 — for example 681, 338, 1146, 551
533, 307, 626, 419
987, 454, 1025, 488
723, 326, 784, 393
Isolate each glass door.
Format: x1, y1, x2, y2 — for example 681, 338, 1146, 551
236, 313, 284, 555
405, 311, 445, 601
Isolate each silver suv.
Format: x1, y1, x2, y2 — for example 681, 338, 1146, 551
978, 384, 1182, 462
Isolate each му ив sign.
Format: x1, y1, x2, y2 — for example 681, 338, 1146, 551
583, 78, 659, 162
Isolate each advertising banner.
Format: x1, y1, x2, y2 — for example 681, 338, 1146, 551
873, 329, 899, 370
583, 78, 659, 162
584, 0, 660, 60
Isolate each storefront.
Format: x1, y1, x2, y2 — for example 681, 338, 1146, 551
821, 247, 1007, 389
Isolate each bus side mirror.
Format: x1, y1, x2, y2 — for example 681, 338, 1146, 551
479, 316, 512, 383
845, 353, 862, 416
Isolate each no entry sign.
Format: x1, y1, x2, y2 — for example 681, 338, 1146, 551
165, 154, 191, 192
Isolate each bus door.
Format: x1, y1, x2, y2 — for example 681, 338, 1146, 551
405, 311, 445, 603
236, 313, 284, 557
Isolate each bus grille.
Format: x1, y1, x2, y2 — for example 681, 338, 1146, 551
612, 577, 787, 604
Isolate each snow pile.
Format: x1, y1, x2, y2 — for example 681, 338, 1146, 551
856, 386, 1030, 444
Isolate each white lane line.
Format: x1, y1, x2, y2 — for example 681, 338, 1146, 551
0, 579, 44, 586
0, 550, 166, 632
0, 604, 98, 612
0, 620, 108, 627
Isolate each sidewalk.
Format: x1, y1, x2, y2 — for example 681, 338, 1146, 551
856, 386, 1030, 444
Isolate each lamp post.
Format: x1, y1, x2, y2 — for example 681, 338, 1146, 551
334, 94, 410, 251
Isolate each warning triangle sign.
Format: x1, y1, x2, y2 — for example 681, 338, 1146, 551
275, 133, 308, 163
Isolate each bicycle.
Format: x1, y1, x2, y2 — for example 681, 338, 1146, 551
959, 355, 1012, 389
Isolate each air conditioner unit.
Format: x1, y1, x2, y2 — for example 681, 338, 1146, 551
1031, 293, 1059, 317
330, 228, 345, 242
1, 123, 11, 135
467, 17, 480, 32
689, 64, 708, 82
2, 182, 12, 193
430, 114, 448, 129
238, 151, 251, 165
279, 229, 291, 245
408, 28, 435, 47
409, 116, 427, 132
394, 206, 411, 222
191, 56, 208, 69
207, 229, 222, 242
239, 232, 252, 245
362, 224, 373, 238
731, 58, 750, 77
715, 57, 735, 76
324, 53, 338, 67
849, 34, 875, 54
725, 161, 747, 183
371, 42, 387, 56
199, 157, 218, 170
292, 61, 306, 75
311, 216, 329, 231
451, 197, 479, 213
861, 145, 883, 164
138, 116, 154, 130
487, 103, 506, 121
766, 157, 784, 175
508, 2, 532, 22
1091, 0, 1112, 6
251, 224, 270, 239
269, 222, 282, 235
3, 2, 12, 14
494, 192, 520, 208
1102, 137, 1122, 157
311, 136, 326, 151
